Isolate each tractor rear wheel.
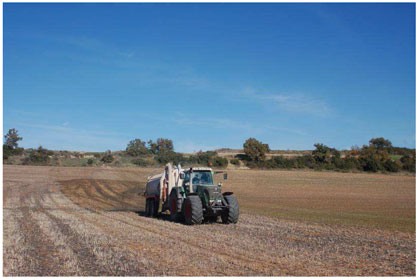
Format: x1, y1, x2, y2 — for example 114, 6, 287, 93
183, 196, 203, 225
222, 194, 239, 224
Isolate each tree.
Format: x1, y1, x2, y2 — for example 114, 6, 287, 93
348, 145, 361, 156
369, 137, 392, 150
358, 144, 390, 172
3, 128, 24, 160
126, 139, 149, 156
148, 138, 174, 155
243, 138, 270, 163
4, 128, 22, 149
312, 143, 340, 164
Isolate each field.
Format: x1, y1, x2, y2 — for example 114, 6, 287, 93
3, 165, 415, 276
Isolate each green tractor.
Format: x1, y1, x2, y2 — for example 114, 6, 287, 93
145, 165, 239, 225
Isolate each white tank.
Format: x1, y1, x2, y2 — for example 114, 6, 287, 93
145, 173, 163, 196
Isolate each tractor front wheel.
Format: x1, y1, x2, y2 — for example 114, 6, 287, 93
183, 196, 203, 225
222, 194, 239, 224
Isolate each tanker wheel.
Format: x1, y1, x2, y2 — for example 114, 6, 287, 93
183, 196, 203, 225
145, 199, 151, 217
150, 199, 157, 217
222, 194, 239, 224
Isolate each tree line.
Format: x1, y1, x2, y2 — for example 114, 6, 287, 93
3, 128, 415, 173
241, 137, 415, 173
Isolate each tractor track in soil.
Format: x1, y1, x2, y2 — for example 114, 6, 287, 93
3, 165, 416, 276
16, 184, 67, 276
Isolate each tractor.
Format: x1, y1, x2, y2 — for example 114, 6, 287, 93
144, 164, 239, 225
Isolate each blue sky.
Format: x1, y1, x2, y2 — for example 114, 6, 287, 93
4, 3, 415, 152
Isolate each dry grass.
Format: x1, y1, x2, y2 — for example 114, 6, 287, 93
3, 165, 415, 276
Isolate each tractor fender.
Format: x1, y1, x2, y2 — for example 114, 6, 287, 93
169, 187, 183, 199
146, 194, 159, 201
169, 187, 184, 214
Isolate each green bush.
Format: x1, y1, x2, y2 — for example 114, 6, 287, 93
132, 157, 149, 167
87, 158, 94, 165
212, 156, 228, 168
400, 155, 415, 172
155, 151, 185, 165
230, 158, 240, 166
342, 157, 361, 170
296, 155, 316, 169
384, 159, 400, 172
3, 145, 24, 160
312, 143, 340, 164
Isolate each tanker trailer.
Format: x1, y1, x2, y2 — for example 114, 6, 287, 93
144, 163, 182, 217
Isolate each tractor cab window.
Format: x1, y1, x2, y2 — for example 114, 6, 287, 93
191, 171, 213, 185
183, 172, 190, 184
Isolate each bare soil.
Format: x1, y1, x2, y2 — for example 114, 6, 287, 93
3, 165, 415, 276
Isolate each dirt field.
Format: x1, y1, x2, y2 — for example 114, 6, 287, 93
3, 165, 415, 276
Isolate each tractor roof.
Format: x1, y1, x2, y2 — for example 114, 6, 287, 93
189, 167, 213, 171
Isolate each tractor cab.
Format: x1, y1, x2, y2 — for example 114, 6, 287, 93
181, 167, 215, 193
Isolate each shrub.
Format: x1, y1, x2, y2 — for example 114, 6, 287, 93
312, 143, 340, 164
188, 151, 217, 166
155, 151, 185, 165
101, 150, 114, 163
212, 156, 228, 168
132, 157, 149, 167
230, 158, 240, 166
342, 157, 360, 170
3, 145, 24, 160
87, 158, 94, 165
400, 155, 415, 172
383, 159, 400, 172
296, 155, 316, 169
358, 145, 390, 172
23, 146, 52, 165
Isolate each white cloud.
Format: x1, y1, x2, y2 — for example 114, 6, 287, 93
13, 122, 128, 152
242, 88, 332, 117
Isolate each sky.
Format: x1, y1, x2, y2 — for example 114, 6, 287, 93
3, 3, 415, 152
